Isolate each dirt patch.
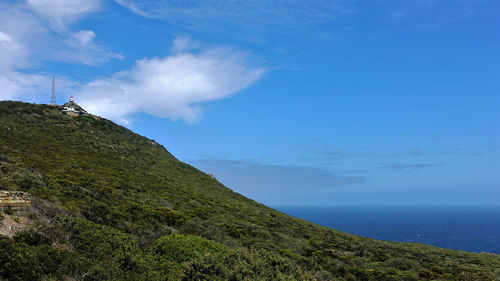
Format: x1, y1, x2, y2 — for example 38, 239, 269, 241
0, 211, 31, 238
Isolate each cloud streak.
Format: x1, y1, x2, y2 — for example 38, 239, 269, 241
114, 0, 349, 38
26, 0, 102, 31
379, 162, 445, 172
194, 159, 367, 192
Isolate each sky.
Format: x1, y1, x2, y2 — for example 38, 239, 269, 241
1, 0, 499, 206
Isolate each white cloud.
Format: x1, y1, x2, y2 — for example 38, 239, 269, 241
0, 32, 13, 43
0, 1, 120, 104
26, 0, 101, 31
70, 30, 96, 47
0, 3, 46, 71
171, 36, 199, 53
63, 30, 123, 65
0, 71, 78, 104
0, 73, 48, 101
0, 1, 117, 67
77, 38, 265, 124
0, 31, 27, 72
0, 3, 264, 124
114, 0, 151, 18
0, 5, 50, 102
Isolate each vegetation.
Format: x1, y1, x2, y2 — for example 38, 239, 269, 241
0, 101, 499, 280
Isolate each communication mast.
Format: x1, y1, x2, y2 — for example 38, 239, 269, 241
50, 76, 56, 105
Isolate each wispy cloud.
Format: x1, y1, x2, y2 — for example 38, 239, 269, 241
194, 159, 367, 192
26, 0, 102, 31
1, 1, 120, 65
77, 37, 265, 124
61, 30, 123, 64
379, 162, 445, 172
114, 0, 151, 18
114, 0, 350, 42
406, 148, 462, 156
301, 145, 470, 163
382, 0, 500, 30
115, 0, 347, 24
114, 0, 354, 70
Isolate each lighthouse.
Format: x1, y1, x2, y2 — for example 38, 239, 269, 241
62, 96, 87, 117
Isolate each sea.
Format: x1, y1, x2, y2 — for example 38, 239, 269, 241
274, 206, 500, 254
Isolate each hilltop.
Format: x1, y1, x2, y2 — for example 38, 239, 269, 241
0, 100, 499, 281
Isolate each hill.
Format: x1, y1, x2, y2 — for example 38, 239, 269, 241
0, 100, 499, 281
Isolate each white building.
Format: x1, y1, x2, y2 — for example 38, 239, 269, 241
62, 96, 87, 116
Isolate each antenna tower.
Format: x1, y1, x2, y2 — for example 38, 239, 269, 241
50, 76, 56, 105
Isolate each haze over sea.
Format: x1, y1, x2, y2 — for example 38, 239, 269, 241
275, 206, 500, 254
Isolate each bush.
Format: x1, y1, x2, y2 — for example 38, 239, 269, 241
0, 161, 45, 191
149, 234, 228, 264
58, 216, 140, 257
13, 229, 51, 246
57, 216, 151, 279
383, 257, 420, 271
181, 248, 311, 281
0, 235, 87, 281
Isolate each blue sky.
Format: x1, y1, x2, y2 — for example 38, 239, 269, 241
1, 0, 499, 206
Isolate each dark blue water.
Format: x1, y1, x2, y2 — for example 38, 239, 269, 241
274, 206, 500, 254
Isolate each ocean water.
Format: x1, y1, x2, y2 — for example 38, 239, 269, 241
274, 206, 500, 254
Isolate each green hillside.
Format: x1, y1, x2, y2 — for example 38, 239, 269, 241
0, 101, 498, 281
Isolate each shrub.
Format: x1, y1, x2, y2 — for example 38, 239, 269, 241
149, 234, 228, 264
0, 235, 87, 281
383, 257, 420, 271
181, 248, 311, 281
13, 229, 51, 246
